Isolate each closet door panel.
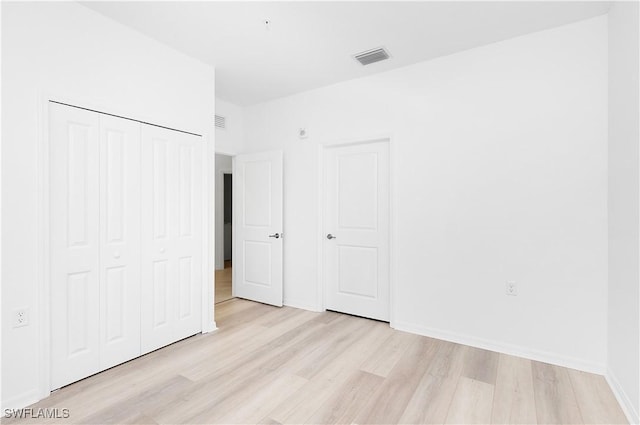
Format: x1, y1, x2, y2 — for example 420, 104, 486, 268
50, 103, 101, 390
141, 125, 177, 353
173, 133, 202, 339
99, 115, 141, 369
141, 126, 202, 353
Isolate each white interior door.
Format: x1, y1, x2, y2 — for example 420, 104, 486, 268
140, 125, 202, 354
50, 103, 101, 389
98, 114, 141, 370
324, 141, 390, 321
233, 151, 283, 307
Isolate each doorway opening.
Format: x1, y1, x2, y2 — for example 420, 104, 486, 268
215, 153, 233, 304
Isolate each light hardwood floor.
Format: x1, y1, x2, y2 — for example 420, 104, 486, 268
215, 261, 233, 304
11, 299, 627, 424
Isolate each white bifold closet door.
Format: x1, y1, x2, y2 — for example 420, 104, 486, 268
50, 102, 203, 389
50, 104, 142, 389
140, 124, 203, 354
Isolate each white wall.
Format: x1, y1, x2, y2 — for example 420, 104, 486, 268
215, 98, 245, 155
215, 154, 233, 270
213, 98, 243, 270
1, 2, 215, 408
244, 17, 609, 372
607, 2, 640, 423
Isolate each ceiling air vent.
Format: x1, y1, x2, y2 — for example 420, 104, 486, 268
354, 47, 390, 66
215, 115, 226, 129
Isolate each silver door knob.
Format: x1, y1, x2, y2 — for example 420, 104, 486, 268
159, 247, 165, 253
113, 251, 121, 259
326, 234, 336, 240
269, 233, 280, 239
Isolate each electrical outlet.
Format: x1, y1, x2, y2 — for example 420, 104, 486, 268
13, 308, 29, 328
506, 281, 518, 296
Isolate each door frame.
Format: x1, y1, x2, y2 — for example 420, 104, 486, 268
214, 150, 236, 300
36, 91, 216, 402
215, 166, 233, 271
317, 135, 397, 328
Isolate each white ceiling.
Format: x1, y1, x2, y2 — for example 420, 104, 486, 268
82, 1, 610, 106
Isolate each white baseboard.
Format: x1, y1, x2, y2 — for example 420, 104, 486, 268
2, 389, 40, 410
393, 320, 606, 374
606, 368, 639, 425
284, 298, 322, 312
203, 323, 218, 333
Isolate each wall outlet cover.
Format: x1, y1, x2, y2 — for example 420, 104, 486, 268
13, 308, 29, 328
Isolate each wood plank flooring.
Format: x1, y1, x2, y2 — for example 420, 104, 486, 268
10, 299, 628, 424
214, 261, 233, 304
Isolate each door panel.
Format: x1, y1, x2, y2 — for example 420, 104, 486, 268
142, 129, 174, 352
325, 141, 390, 321
178, 256, 193, 318
66, 272, 92, 355
234, 151, 283, 307
178, 144, 194, 237
173, 131, 202, 339
338, 152, 378, 229
338, 246, 378, 298
99, 114, 141, 370
50, 103, 101, 389
104, 267, 125, 342
153, 139, 170, 240
152, 259, 169, 327
141, 125, 202, 354
152, 260, 169, 325
243, 160, 272, 226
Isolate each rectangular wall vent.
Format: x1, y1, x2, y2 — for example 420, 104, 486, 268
354, 47, 390, 66
215, 115, 226, 129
